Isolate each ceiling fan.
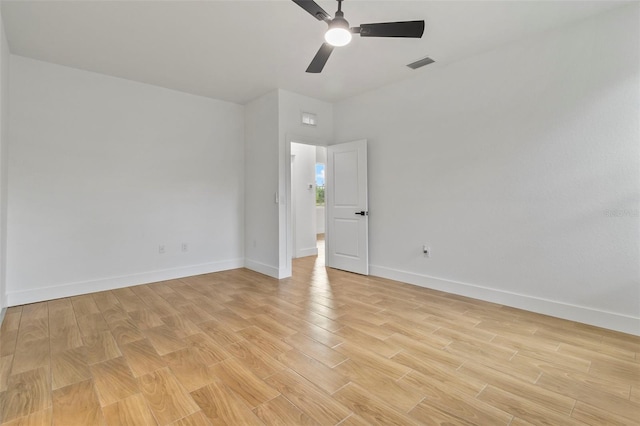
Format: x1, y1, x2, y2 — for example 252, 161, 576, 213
293, 0, 425, 73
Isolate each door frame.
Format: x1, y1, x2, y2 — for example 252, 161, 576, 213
290, 153, 297, 259
285, 135, 329, 273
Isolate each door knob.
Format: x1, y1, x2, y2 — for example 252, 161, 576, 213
355, 211, 368, 216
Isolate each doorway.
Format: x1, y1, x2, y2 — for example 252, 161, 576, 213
287, 139, 369, 275
290, 142, 327, 262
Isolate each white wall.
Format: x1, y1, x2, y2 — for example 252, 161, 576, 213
244, 90, 281, 277
7, 56, 245, 305
243, 89, 332, 278
334, 4, 640, 335
278, 89, 334, 145
316, 145, 327, 165
316, 206, 325, 234
0, 11, 9, 313
291, 142, 317, 258
316, 146, 326, 234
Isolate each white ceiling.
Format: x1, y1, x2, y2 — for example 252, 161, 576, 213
0, 0, 628, 104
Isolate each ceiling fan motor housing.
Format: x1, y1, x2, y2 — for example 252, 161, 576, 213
330, 10, 349, 30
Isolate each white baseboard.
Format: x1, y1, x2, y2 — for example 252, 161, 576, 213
244, 259, 291, 279
370, 264, 640, 336
0, 307, 6, 328
7, 258, 244, 306
295, 247, 318, 258
244, 259, 280, 279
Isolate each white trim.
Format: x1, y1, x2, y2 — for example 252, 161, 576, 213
295, 247, 318, 258
7, 259, 244, 306
370, 264, 640, 336
0, 307, 6, 328
244, 258, 282, 279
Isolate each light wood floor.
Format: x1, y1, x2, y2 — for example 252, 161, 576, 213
1, 243, 639, 425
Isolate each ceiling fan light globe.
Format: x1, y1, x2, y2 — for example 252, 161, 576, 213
325, 27, 352, 47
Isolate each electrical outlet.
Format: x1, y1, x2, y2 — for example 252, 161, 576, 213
159, 245, 165, 254
181, 243, 188, 252
422, 245, 430, 257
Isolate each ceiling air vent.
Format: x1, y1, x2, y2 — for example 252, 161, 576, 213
407, 56, 435, 70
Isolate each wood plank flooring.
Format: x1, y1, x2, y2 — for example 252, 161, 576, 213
1, 241, 639, 425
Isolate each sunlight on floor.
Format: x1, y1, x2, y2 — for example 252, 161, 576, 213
312, 235, 327, 277
307, 234, 334, 303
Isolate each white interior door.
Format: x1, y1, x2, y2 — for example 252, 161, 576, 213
326, 140, 368, 275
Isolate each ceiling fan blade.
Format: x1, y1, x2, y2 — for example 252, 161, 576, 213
359, 20, 425, 38
306, 43, 334, 73
292, 0, 331, 21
